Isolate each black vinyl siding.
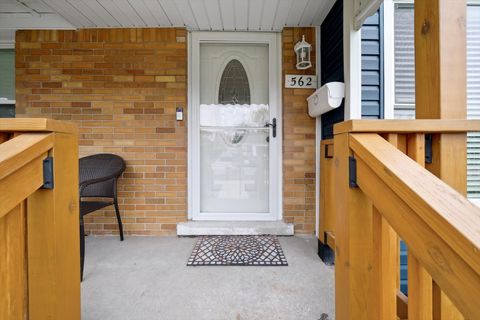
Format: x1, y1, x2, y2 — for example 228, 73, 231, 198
320, 1, 384, 139
320, 0, 344, 140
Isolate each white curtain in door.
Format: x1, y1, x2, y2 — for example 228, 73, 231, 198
200, 104, 269, 127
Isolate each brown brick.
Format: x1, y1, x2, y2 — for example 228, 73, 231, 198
42, 82, 62, 88
16, 27, 316, 236
16, 28, 188, 237
282, 27, 317, 235
156, 127, 175, 133
155, 76, 176, 82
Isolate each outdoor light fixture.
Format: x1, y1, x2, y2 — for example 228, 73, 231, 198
294, 35, 312, 70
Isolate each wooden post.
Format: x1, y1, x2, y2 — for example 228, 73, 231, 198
415, 0, 467, 119
415, 0, 468, 184
334, 133, 376, 320
415, 1, 467, 318
27, 132, 80, 320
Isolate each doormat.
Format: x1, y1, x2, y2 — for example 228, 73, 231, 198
187, 235, 288, 266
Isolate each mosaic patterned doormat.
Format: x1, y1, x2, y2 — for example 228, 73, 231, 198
187, 235, 288, 266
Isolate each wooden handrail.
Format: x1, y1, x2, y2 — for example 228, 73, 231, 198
350, 133, 480, 272
0, 134, 55, 217
0, 154, 46, 219
0, 118, 78, 134
334, 119, 480, 134
350, 133, 480, 319
0, 133, 53, 180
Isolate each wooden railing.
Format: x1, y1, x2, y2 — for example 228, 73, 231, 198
331, 120, 480, 319
0, 119, 80, 320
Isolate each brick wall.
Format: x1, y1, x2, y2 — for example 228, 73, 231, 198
16, 27, 317, 236
15, 28, 188, 236
282, 28, 317, 234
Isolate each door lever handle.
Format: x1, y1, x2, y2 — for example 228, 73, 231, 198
265, 118, 277, 138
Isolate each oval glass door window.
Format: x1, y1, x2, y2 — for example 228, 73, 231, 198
218, 59, 250, 105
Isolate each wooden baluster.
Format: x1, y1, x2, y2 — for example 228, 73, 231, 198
27, 131, 80, 320
433, 284, 464, 320
318, 140, 335, 262
394, 134, 410, 320
409, 256, 433, 320
0, 133, 9, 143
389, 134, 406, 293
372, 207, 397, 319
407, 134, 433, 320
334, 132, 376, 320
0, 202, 27, 320
397, 293, 408, 320
371, 133, 403, 319
430, 136, 466, 320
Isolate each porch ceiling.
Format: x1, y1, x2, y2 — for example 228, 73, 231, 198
0, 0, 335, 31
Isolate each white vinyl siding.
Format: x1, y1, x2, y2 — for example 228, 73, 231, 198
393, 3, 415, 119
392, 4, 480, 198
467, 6, 480, 198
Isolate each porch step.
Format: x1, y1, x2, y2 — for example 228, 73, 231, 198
177, 221, 294, 236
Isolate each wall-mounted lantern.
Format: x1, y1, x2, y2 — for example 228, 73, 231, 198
294, 35, 312, 70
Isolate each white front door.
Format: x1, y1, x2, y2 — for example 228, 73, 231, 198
189, 32, 282, 221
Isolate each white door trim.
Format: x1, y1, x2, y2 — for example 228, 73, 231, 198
187, 31, 283, 221
383, 0, 396, 119
343, 0, 363, 120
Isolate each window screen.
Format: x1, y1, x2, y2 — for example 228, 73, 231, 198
0, 49, 15, 100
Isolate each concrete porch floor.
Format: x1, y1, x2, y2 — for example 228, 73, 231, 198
81, 236, 335, 320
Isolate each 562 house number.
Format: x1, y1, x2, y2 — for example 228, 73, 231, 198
285, 75, 317, 89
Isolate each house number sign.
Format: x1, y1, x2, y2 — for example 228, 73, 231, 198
284, 75, 317, 89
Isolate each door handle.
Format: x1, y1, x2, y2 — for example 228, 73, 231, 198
265, 118, 277, 138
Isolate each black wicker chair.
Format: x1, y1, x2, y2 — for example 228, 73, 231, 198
79, 153, 126, 280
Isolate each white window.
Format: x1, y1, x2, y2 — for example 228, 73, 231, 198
386, 2, 480, 199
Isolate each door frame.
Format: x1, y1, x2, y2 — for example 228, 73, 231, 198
187, 31, 283, 221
